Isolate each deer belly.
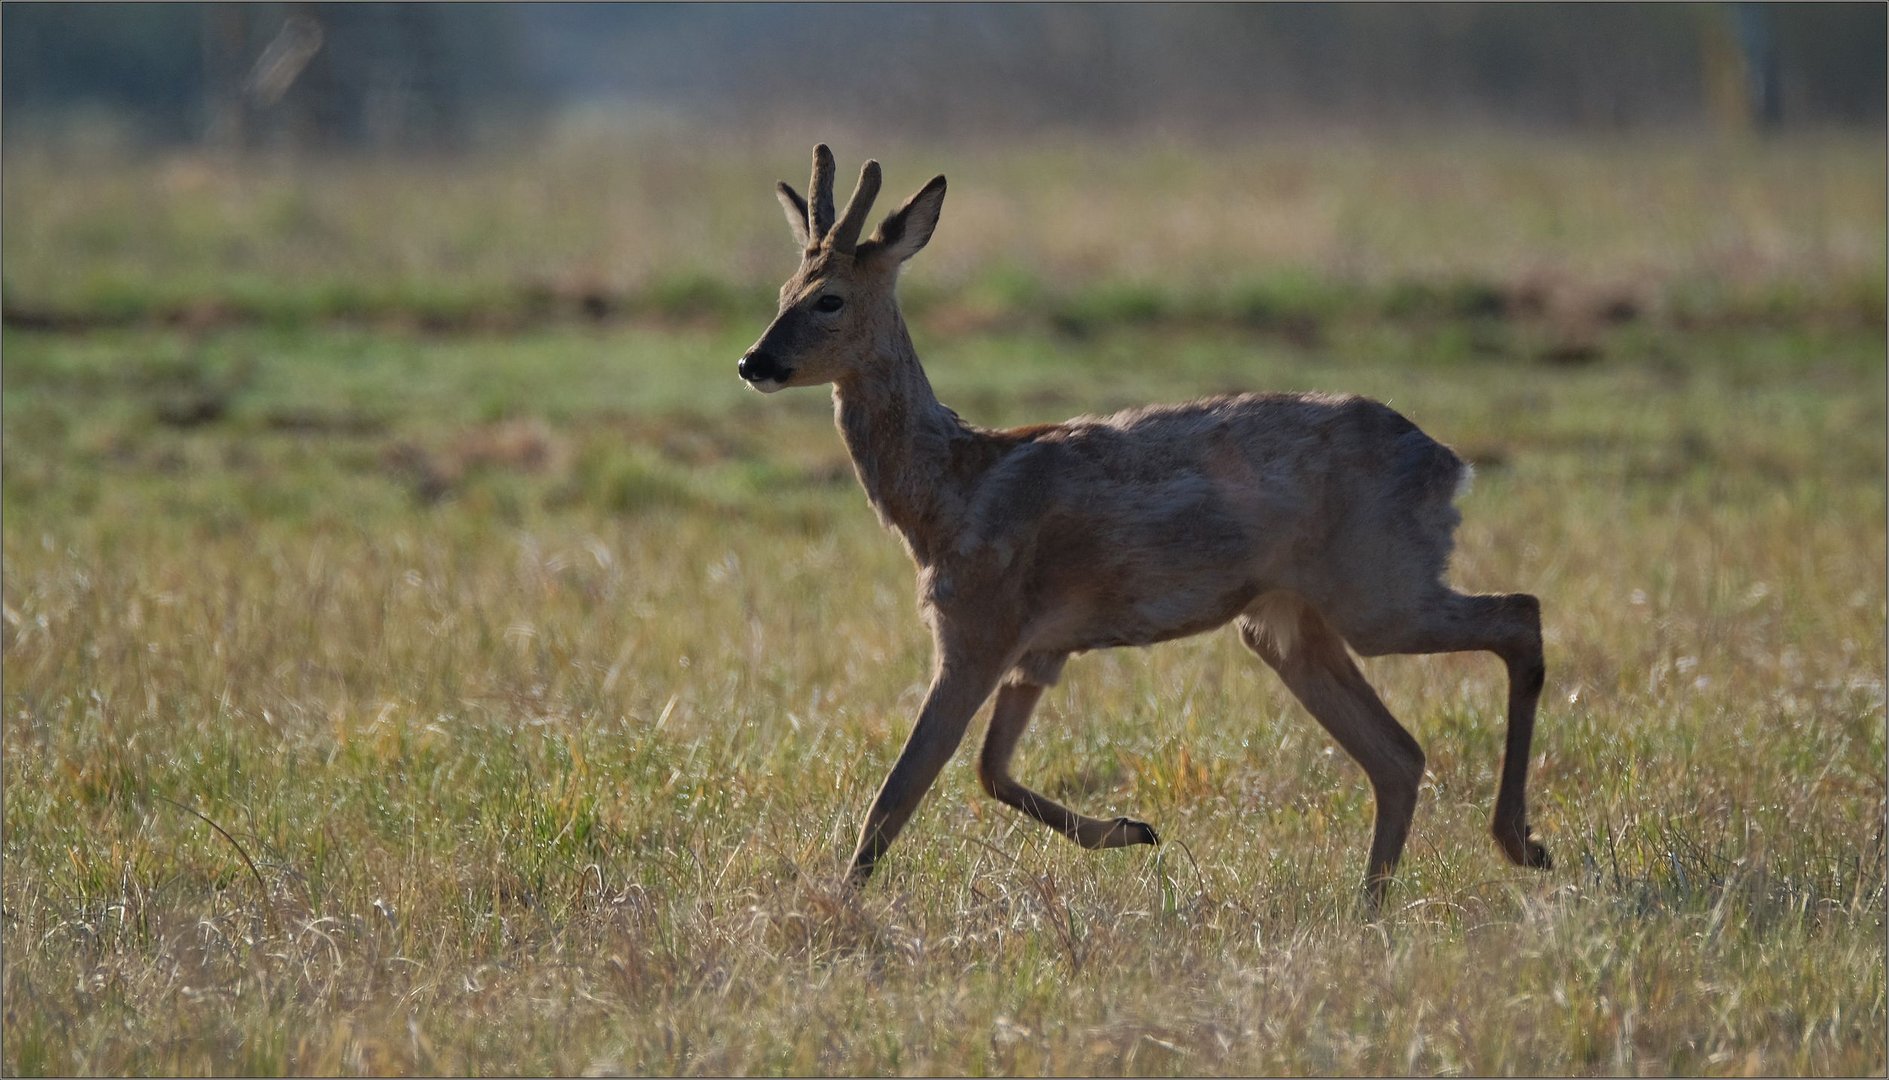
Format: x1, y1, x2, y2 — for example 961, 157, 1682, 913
1030, 564, 1263, 653
1022, 481, 1288, 652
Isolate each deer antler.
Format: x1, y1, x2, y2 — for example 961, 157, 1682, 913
828, 160, 883, 254
808, 144, 838, 242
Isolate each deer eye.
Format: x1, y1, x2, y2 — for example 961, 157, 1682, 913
814, 295, 845, 313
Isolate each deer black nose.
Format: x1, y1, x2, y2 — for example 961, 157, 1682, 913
738, 350, 785, 383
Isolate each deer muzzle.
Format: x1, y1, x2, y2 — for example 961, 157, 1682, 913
737, 349, 792, 392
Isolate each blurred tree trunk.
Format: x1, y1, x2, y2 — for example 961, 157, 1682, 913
202, 4, 251, 152
1733, 3, 1782, 128
1703, 3, 1782, 135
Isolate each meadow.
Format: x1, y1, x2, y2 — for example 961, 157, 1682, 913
2, 129, 1884, 1074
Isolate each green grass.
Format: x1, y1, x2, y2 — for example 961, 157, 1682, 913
3, 134, 1885, 1074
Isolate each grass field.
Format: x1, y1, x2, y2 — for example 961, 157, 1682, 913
3, 131, 1885, 1075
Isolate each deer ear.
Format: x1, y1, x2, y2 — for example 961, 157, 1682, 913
776, 181, 812, 248
862, 175, 946, 265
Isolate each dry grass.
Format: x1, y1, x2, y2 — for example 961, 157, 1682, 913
3, 133, 1884, 1074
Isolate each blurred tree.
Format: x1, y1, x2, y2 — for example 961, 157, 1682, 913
202, 4, 253, 150
1732, 3, 1783, 129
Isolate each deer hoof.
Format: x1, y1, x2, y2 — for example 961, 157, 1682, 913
845, 856, 879, 888
1496, 822, 1552, 870
1116, 816, 1160, 847
1523, 837, 1553, 870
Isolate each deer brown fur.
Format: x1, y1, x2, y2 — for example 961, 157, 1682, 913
738, 146, 1551, 910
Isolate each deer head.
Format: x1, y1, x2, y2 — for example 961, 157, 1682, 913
738, 145, 947, 392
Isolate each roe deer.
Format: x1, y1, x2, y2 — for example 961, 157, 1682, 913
738, 146, 1551, 910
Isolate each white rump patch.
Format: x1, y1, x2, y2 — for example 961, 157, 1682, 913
1455, 461, 1477, 500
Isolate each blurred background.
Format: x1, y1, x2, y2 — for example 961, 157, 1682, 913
4, 3, 1885, 148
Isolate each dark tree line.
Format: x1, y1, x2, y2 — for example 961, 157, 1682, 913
3, 3, 1881, 149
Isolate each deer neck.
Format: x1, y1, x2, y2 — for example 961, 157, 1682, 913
832, 315, 972, 565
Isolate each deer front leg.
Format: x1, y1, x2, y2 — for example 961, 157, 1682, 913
847, 645, 1009, 885
978, 676, 1160, 848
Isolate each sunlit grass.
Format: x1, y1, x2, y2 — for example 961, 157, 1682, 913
2, 135, 1884, 1074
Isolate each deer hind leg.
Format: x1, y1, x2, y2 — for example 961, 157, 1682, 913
976, 675, 1160, 849
1240, 595, 1426, 913
1344, 590, 1550, 871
